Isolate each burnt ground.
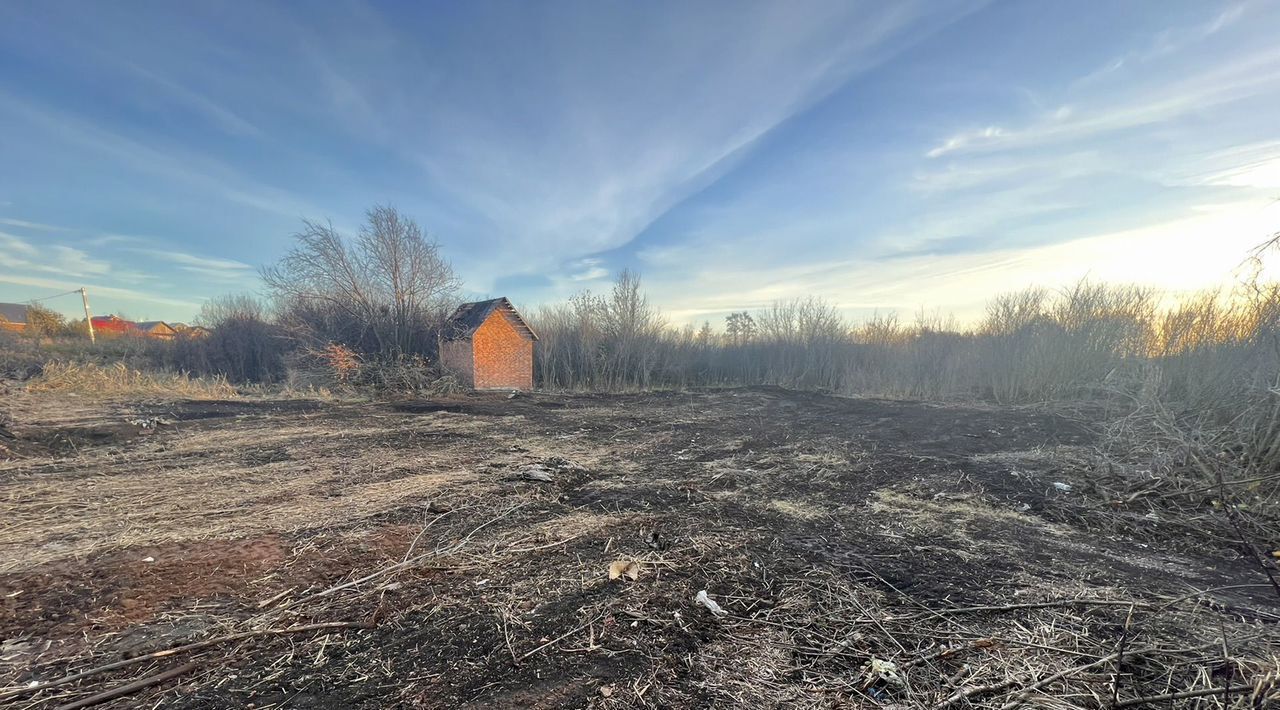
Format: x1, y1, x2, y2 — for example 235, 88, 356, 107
0, 387, 1276, 709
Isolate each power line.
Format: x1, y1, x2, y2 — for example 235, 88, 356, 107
29, 288, 84, 303
21, 287, 97, 343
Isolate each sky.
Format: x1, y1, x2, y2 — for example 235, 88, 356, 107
1, 1, 1279, 326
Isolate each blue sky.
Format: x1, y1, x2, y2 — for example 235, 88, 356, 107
1, 1, 1279, 324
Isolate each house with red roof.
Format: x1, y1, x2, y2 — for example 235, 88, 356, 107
90, 315, 139, 335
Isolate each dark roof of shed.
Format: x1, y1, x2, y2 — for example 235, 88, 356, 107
443, 297, 538, 341
135, 321, 174, 331
0, 303, 28, 324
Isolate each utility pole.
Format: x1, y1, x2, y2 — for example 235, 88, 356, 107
80, 287, 95, 344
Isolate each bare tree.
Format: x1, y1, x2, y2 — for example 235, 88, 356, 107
600, 270, 665, 388
262, 205, 460, 356
197, 293, 267, 327
725, 311, 755, 344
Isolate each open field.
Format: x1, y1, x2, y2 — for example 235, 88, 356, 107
1, 388, 1277, 708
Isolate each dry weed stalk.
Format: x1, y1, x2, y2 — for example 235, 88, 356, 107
26, 362, 237, 400
699, 569, 1280, 708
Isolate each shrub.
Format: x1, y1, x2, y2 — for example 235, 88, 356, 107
318, 343, 361, 382
0, 329, 46, 380
169, 316, 290, 383
153, 295, 292, 383
351, 354, 458, 395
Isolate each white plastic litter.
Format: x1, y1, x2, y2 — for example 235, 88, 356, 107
519, 467, 555, 482
863, 657, 904, 687
695, 589, 728, 617
1053, 481, 1072, 492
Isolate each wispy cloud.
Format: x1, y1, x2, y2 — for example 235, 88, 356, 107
122, 62, 263, 138
0, 229, 252, 319
86, 233, 148, 247
1169, 140, 1280, 189
0, 231, 38, 257
0, 90, 323, 221
910, 151, 1107, 194
126, 248, 254, 272
1075, 4, 1247, 86
566, 258, 609, 282
397, 1, 983, 273
926, 126, 1006, 159
0, 217, 63, 231
0, 272, 202, 310
48, 245, 110, 277
648, 199, 1280, 325
927, 47, 1280, 159
4, 244, 112, 279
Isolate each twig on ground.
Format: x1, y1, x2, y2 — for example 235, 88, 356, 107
0, 622, 364, 702
1114, 684, 1252, 707
517, 616, 602, 662
1193, 453, 1280, 600
901, 638, 996, 669
996, 651, 1121, 709
53, 661, 199, 710
921, 598, 1148, 617
936, 678, 1018, 709
1108, 603, 1135, 709
278, 502, 527, 610
499, 608, 520, 667
256, 587, 295, 609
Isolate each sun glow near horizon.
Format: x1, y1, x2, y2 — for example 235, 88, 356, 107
658, 196, 1280, 328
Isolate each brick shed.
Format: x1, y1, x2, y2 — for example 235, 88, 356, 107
439, 297, 538, 390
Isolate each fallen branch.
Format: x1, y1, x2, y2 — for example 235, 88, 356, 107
916, 598, 1146, 618
1115, 684, 1251, 707
55, 661, 199, 710
936, 678, 1017, 709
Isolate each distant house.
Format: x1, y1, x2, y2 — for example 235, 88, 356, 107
0, 303, 27, 333
440, 297, 538, 390
90, 315, 139, 336
135, 321, 178, 340
171, 323, 212, 338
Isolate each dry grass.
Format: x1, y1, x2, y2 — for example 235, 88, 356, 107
871, 489, 1044, 536
0, 410, 503, 572
697, 570, 1280, 709
26, 362, 238, 400
766, 498, 826, 520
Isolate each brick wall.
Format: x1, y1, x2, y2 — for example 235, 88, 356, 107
439, 339, 475, 387
472, 309, 534, 390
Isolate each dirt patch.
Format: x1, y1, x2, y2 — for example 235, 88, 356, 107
1, 536, 289, 638
0, 387, 1275, 708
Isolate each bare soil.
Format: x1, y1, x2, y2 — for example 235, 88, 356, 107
1, 387, 1276, 708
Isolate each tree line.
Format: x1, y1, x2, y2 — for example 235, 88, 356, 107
11, 204, 1280, 451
